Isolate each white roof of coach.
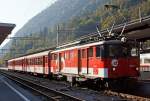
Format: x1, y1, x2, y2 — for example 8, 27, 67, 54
8, 50, 50, 62
26, 50, 49, 58
8, 56, 24, 62
51, 40, 122, 53
140, 53, 150, 59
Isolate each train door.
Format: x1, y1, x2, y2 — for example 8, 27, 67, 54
87, 47, 94, 75
23, 59, 27, 72
48, 52, 51, 73
43, 56, 45, 74
78, 47, 94, 74
78, 50, 81, 74
22, 59, 25, 72
59, 53, 62, 72
25, 59, 27, 72
51, 53, 57, 73
43, 56, 49, 75
78, 48, 89, 75
13, 61, 15, 70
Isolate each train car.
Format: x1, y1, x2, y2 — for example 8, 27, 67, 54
8, 56, 24, 71
8, 50, 50, 75
25, 51, 50, 75
140, 53, 150, 72
50, 39, 140, 85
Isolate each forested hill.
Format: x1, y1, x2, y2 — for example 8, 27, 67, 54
2, 0, 150, 60
15, 0, 107, 36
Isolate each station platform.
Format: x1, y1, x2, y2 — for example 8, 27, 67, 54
0, 74, 41, 101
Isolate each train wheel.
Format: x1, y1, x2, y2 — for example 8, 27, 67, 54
95, 78, 105, 90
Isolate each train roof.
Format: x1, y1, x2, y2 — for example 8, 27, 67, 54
52, 40, 123, 53
8, 56, 24, 62
8, 50, 51, 61
140, 53, 150, 58
25, 50, 49, 58
7, 46, 56, 61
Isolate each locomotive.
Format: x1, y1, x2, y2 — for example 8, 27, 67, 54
7, 26, 140, 88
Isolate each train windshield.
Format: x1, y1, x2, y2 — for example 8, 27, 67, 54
106, 43, 139, 57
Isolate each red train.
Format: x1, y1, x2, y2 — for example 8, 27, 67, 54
7, 37, 140, 88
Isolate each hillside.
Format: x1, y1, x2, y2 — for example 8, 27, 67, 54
1, 0, 150, 60
15, 0, 107, 37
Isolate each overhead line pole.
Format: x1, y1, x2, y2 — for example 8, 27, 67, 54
57, 25, 59, 47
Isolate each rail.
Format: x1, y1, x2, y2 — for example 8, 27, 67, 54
1, 70, 150, 101
104, 90, 150, 101
0, 71, 84, 101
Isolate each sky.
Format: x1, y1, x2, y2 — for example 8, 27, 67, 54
0, 0, 57, 47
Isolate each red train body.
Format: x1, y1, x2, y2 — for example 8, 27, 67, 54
7, 39, 140, 84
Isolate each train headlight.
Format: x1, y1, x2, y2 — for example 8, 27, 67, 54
136, 67, 139, 71
121, 37, 127, 42
111, 59, 118, 67
113, 68, 116, 71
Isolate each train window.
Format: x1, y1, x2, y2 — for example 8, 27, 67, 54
88, 47, 93, 57
65, 51, 70, 59
35, 58, 37, 65
51, 54, 54, 60
96, 45, 105, 57
38, 58, 40, 65
130, 48, 138, 56
36, 58, 38, 65
144, 59, 150, 63
54, 54, 57, 60
27, 59, 30, 65
96, 46, 100, 57
45, 57, 48, 63
70, 50, 74, 59
108, 45, 119, 57
107, 44, 125, 57
32, 59, 35, 65
51, 54, 57, 60
64, 52, 66, 59
82, 49, 86, 58
67, 51, 70, 59
30, 59, 32, 65
39, 57, 43, 65
127, 41, 139, 57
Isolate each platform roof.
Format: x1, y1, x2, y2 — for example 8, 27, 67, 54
0, 23, 15, 45
105, 16, 150, 41
79, 15, 150, 42
110, 16, 150, 41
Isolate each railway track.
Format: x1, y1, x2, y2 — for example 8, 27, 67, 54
104, 90, 150, 101
1, 70, 150, 101
0, 71, 84, 101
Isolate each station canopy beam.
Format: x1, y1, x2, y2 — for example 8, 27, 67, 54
0, 23, 15, 45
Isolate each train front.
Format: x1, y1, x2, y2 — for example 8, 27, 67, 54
103, 40, 140, 79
